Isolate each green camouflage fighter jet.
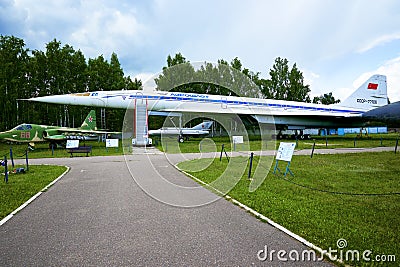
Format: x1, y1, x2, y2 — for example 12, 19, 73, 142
0, 110, 118, 148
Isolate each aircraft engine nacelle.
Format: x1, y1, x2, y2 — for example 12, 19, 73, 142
43, 129, 59, 137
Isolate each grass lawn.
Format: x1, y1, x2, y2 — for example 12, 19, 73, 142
1, 133, 398, 157
0, 140, 126, 159
178, 152, 400, 266
0, 165, 67, 220
155, 133, 399, 153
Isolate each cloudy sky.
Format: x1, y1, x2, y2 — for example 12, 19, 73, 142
1, 0, 399, 101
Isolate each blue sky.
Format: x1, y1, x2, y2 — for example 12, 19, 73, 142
1, 0, 399, 101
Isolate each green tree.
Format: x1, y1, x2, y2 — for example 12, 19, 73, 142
166, 52, 187, 68
0, 35, 141, 132
109, 52, 125, 90
28, 39, 88, 126
155, 53, 196, 92
0, 35, 29, 130
312, 92, 341, 105
87, 53, 136, 131
106, 53, 128, 131
261, 57, 311, 102
124, 76, 142, 90
229, 57, 260, 97
87, 55, 111, 91
156, 54, 260, 98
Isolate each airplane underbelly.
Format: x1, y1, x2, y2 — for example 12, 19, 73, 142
254, 115, 363, 128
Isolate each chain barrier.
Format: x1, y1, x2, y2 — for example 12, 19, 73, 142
2, 148, 29, 183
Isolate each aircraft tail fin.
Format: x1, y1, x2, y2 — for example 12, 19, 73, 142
191, 121, 213, 130
337, 74, 388, 111
80, 110, 97, 130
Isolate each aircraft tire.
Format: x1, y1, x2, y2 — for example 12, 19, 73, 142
178, 136, 184, 143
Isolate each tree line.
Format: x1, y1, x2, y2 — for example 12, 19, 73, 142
1, 35, 340, 132
155, 53, 340, 104
0, 35, 141, 132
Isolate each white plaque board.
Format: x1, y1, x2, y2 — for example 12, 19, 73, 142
276, 142, 296, 162
232, 136, 244, 144
66, 140, 79, 148
106, 139, 119, 148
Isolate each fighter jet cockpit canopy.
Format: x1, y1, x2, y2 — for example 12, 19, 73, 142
13, 124, 33, 131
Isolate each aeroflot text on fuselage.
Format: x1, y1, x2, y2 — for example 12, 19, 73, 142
169, 93, 209, 98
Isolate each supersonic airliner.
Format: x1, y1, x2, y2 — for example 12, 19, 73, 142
28, 74, 388, 131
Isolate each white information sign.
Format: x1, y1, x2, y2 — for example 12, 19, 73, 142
232, 136, 244, 144
276, 142, 296, 162
106, 139, 119, 148
66, 140, 79, 148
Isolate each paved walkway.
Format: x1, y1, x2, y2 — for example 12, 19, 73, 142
3, 147, 388, 266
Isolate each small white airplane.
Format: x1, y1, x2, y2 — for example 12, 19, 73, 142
149, 121, 213, 142
27, 74, 388, 134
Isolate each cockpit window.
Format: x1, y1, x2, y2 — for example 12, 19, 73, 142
14, 124, 32, 130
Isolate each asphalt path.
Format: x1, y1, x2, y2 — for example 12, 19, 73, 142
0, 149, 355, 266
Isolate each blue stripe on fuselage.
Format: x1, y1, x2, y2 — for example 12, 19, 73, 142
101, 94, 363, 115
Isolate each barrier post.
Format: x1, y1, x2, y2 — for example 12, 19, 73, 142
248, 152, 254, 179
219, 144, 230, 162
25, 149, 29, 171
353, 137, 356, 148
395, 138, 399, 154
311, 142, 316, 158
10, 147, 14, 168
4, 156, 8, 183
224, 146, 230, 162
325, 135, 328, 147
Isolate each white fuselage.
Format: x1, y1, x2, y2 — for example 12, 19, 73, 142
30, 91, 366, 128
148, 128, 209, 136
31, 91, 366, 115
27, 74, 389, 129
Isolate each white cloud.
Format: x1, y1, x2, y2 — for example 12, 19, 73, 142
302, 69, 322, 98
134, 72, 155, 83
68, 2, 147, 59
2, 0, 400, 99
357, 33, 400, 53
303, 70, 319, 86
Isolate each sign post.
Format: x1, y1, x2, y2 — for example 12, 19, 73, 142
232, 136, 243, 151
106, 139, 119, 152
273, 142, 296, 176
66, 140, 80, 149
